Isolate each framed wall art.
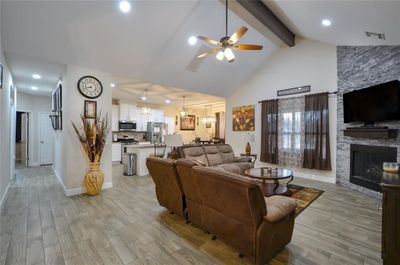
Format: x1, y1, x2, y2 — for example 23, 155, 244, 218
84, 100, 97, 119
180, 115, 195, 130
232, 105, 255, 131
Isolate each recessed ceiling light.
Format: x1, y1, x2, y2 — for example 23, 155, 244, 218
110, 83, 115, 88
32, 74, 41, 79
119, 0, 131, 13
141, 96, 147, 101
188, 36, 197, 46
165, 99, 171, 104
321, 19, 332, 27
31, 86, 38, 91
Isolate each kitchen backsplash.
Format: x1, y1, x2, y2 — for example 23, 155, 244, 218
113, 131, 147, 142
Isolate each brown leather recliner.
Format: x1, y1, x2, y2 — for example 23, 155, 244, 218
193, 166, 296, 265
146, 157, 185, 218
175, 158, 204, 227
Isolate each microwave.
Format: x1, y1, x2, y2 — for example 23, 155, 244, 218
119, 121, 136, 131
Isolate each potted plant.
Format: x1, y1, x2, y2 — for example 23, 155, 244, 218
72, 113, 109, 195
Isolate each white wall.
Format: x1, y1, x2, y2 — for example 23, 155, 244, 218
226, 38, 337, 182
17, 92, 52, 166
53, 64, 112, 196
0, 30, 16, 206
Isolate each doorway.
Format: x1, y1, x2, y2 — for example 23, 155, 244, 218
15, 111, 30, 168
39, 112, 54, 165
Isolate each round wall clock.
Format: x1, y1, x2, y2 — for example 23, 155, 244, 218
77, 76, 103, 99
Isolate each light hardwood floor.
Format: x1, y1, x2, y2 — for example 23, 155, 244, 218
0, 165, 382, 265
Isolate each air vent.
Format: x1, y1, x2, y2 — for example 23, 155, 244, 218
365, 31, 386, 40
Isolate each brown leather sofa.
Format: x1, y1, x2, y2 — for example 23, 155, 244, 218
193, 166, 296, 265
177, 144, 253, 175
147, 152, 297, 264
146, 157, 185, 218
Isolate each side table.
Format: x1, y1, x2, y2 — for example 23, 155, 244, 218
240, 153, 258, 165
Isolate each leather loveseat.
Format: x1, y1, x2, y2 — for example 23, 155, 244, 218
177, 144, 253, 175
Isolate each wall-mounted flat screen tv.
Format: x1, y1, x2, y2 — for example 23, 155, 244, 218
343, 80, 400, 124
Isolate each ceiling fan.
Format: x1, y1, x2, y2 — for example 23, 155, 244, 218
196, 0, 263, 63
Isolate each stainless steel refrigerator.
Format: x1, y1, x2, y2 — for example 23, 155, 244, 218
146, 122, 168, 144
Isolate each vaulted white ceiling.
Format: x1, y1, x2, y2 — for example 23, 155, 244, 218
265, 0, 400, 46
1, 0, 278, 98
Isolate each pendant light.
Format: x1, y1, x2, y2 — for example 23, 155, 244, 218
180, 96, 189, 118
141, 88, 151, 115
202, 105, 216, 123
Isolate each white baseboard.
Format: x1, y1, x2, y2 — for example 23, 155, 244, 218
294, 172, 336, 184
0, 183, 10, 209
51, 166, 113, 196
64, 181, 113, 196
52, 166, 68, 195
256, 162, 336, 184
29, 161, 40, 167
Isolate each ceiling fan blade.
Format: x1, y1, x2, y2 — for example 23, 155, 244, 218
229, 26, 248, 44
235, 44, 263, 50
197, 36, 220, 46
196, 48, 221, 58
186, 45, 210, 72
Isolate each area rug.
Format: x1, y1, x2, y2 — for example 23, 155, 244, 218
288, 184, 324, 217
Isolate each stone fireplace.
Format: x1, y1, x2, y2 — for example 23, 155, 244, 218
336, 45, 400, 198
350, 144, 397, 192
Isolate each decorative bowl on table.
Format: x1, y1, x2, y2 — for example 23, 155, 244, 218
383, 162, 399, 173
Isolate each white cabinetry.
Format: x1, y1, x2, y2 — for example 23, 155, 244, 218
119, 104, 129, 121
112, 105, 119, 131
118, 103, 164, 131
112, 142, 121, 163
120, 104, 138, 121
150, 109, 164, 122
137, 112, 150, 132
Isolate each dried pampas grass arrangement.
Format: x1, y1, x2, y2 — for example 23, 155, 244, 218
72, 113, 110, 163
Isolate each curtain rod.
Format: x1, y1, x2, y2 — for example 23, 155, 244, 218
257, 91, 338, 103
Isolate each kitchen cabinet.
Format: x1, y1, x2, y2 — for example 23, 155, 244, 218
119, 104, 129, 121
118, 103, 164, 131
137, 112, 150, 132
112, 105, 119, 131
112, 142, 122, 163
120, 104, 139, 121
150, 109, 164, 122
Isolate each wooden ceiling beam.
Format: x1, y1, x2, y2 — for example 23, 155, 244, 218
236, 0, 295, 47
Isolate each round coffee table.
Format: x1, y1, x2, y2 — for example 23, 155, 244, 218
244, 168, 293, 197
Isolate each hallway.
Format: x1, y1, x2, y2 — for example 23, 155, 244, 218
0, 166, 382, 265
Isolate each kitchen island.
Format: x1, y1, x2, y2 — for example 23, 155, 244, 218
125, 144, 155, 176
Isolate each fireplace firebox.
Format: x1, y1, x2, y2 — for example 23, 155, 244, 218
350, 144, 397, 192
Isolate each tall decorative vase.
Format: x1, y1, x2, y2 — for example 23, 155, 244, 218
84, 162, 104, 196
245, 142, 251, 156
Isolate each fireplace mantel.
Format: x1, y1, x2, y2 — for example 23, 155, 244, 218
343, 128, 398, 139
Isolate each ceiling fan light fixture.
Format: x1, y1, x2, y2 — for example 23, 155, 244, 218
224, 48, 235, 61
216, 51, 224, 61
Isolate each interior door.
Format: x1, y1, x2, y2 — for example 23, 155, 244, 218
20, 113, 29, 167
40, 113, 54, 165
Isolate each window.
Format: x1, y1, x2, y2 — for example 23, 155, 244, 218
282, 111, 302, 150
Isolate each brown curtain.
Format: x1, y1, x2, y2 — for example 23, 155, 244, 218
303, 92, 331, 170
260, 99, 279, 164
